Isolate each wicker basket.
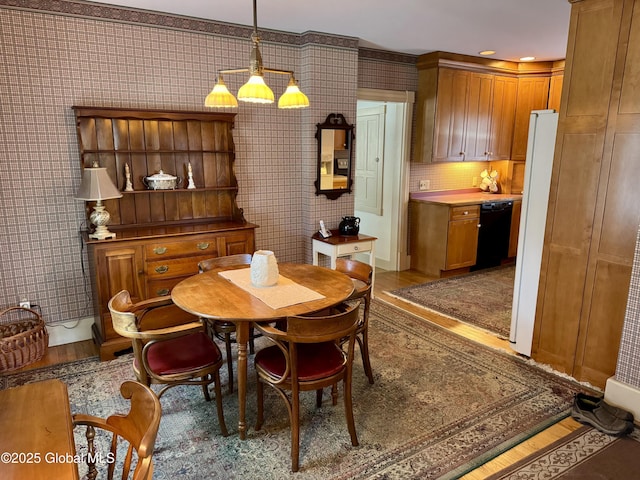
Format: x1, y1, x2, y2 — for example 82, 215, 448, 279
0, 306, 49, 372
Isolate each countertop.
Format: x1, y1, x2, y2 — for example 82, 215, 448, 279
410, 188, 522, 206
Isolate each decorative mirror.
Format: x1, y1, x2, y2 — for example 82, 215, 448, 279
314, 113, 354, 200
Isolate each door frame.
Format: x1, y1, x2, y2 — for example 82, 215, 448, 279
356, 88, 414, 271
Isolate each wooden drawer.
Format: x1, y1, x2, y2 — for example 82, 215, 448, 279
146, 254, 211, 279
144, 238, 217, 259
450, 205, 479, 220
147, 276, 189, 297
335, 240, 375, 256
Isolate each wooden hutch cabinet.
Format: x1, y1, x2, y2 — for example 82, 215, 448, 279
73, 107, 257, 360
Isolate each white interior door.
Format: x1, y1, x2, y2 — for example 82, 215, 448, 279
355, 89, 414, 272
355, 106, 386, 215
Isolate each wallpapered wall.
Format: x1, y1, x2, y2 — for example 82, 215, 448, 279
616, 226, 640, 389
0, 0, 419, 326
0, 1, 360, 324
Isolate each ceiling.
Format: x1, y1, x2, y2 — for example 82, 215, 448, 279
88, 0, 572, 62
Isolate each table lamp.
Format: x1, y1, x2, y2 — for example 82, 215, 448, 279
75, 164, 123, 240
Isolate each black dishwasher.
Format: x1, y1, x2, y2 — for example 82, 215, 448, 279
471, 200, 513, 271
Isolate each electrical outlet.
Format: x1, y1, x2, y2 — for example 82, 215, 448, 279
419, 179, 430, 191
472, 176, 479, 187
19, 299, 30, 309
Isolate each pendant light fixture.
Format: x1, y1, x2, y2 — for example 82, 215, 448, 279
205, 0, 309, 109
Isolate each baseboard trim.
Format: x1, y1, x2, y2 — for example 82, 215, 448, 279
46, 317, 95, 346
605, 377, 640, 423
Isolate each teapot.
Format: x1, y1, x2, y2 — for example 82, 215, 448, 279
339, 216, 360, 236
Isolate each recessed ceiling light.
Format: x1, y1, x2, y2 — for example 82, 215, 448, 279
519, 56, 536, 61
479, 50, 496, 56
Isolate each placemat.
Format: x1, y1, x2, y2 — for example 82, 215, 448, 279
218, 268, 325, 309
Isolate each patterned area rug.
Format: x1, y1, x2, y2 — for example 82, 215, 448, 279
0, 300, 585, 480
486, 426, 640, 479
387, 265, 515, 338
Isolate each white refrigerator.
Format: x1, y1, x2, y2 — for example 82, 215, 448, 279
510, 109, 558, 356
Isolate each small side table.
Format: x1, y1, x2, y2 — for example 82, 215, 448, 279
312, 230, 377, 292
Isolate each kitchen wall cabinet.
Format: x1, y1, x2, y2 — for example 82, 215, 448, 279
73, 107, 257, 360
432, 68, 470, 162
532, 0, 640, 388
413, 52, 563, 165
416, 62, 500, 162
462, 72, 494, 161
488, 76, 518, 161
410, 201, 479, 276
511, 77, 551, 161
547, 73, 564, 112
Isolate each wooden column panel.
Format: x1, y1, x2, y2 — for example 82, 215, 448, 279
599, 133, 640, 258
532, 0, 640, 388
574, 261, 632, 386
534, 250, 588, 373
564, 0, 621, 118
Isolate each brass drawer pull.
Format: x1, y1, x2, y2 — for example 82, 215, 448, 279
197, 242, 210, 250
156, 288, 170, 296
153, 247, 167, 255
155, 265, 169, 274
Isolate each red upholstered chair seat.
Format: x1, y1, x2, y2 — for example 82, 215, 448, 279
255, 342, 346, 382
108, 289, 228, 437
253, 302, 361, 472
142, 332, 223, 375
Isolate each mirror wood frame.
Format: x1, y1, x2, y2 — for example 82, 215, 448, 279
314, 113, 354, 200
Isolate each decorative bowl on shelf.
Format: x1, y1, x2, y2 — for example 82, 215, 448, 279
143, 170, 181, 190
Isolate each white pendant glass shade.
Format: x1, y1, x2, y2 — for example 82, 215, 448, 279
205, 78, 238, 108
278, 78, 310, 109
237, 74, 275, 104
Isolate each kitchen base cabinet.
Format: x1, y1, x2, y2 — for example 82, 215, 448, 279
410, 201, 480, 277
86, 224, 256, 360
508, 199, 522, 258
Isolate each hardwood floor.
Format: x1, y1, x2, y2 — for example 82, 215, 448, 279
13, 267, 582, 478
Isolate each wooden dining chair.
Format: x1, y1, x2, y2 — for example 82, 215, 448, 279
108, 290, 228, 436
198, 253, 256, 394
72, 380, 161, 480
253, 301, 361, 472
335, 257, 374, 384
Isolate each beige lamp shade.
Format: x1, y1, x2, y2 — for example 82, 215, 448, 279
75, 167, 122, 201
75, 166, 122, 240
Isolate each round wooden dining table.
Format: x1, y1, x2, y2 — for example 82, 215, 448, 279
171, 262, 354, 439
